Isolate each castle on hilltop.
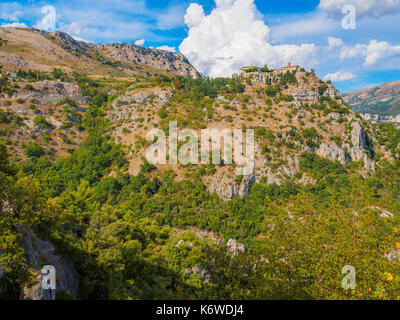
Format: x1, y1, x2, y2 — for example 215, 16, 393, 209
239, 62, 315, 85
238, 63, 340, 102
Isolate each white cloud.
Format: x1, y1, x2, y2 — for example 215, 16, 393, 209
319, 0, 400, 18
363, 40, 400, 66
61, 21, 84, 35
0, 10, 23, 21
184, 3, 205, 28
0, 2, 24, 22
338, 39, 400, 67
323, 71, 356, 81
1, 22, 27, 28
328, 37, 344, 49
179, 0, 318, 77
71, 35, 90, 43
135, 39, 145, 46
156, 45, 176, 52
36, 1, 158, 43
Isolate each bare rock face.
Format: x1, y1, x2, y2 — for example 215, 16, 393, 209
115, 89, 173, 105
13, 81, 87, 105
208, 179, 236, 201
317, 121, 375, 171
103, 43, 202, 78
0, 51, 30, 69
208, 172, 256, 201
324, 84, 340, 99
317, 142, 348, 164
237, 174, 256, 198
184, 266, 210, 282
292, 91, 320, 101
18, 228, 79, 300
227, 239, 247, 255
108, 89, 173, 124
348, 122, 375, 171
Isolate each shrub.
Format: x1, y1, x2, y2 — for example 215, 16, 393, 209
24, 142, 44, 158
34, 116, 52, 129
57, 98, 77, 108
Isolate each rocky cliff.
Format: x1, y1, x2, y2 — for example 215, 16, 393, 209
18, 227, 79, 300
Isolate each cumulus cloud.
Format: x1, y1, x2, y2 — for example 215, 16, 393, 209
179, 0, 318, 77
323, 71, 356, 82
319, 0, 400, 18
337, 39, 400, 67
184, 3, 205, 28
156, 45, 176, 52
19, 0, 176, 43
0, 2, 24, 21
135, 39, 145, 46
328, 37, 344, 49
1, 22, 28, 28
0, 10, 23, 22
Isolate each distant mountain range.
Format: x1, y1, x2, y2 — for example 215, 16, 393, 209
0, 27, 201, 79
344, 80, 400, 117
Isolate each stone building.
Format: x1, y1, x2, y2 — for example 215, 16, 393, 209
239, 63, 303, 85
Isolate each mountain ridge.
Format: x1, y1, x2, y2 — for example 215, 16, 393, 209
344, 80, 400, 117
0, 27, 202, 79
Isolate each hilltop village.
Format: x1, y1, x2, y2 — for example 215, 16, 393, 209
239, 63, 340, 102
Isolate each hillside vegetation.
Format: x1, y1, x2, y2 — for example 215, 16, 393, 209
1, 34, 400, 300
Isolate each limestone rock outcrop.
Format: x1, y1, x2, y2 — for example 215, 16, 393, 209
184, 266, 210, 282
227, 239, 247, 255
317, 121, 375, 171
18, 228, 79, 300
12, 81, 87, 105
208, 172, 256, 201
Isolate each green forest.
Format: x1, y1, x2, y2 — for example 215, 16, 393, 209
1, 55, 400, 300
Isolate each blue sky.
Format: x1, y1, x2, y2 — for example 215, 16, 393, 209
1, 0, 400, 92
